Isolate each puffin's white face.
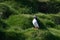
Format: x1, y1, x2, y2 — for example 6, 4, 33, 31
33, 15, 37, 19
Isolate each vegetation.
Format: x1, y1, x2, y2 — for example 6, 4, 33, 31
0, 0, 60, 40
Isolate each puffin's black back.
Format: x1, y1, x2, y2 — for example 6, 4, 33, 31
36, 18, 46, 29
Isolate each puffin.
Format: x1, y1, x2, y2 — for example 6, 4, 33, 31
32, 15, 39, 29
32, 15, 46, 29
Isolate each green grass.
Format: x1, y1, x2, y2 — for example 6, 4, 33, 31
1, 13, 60, 40
4, 14, 33, 29
2, 13, 60, 40
0, 0, 60, 40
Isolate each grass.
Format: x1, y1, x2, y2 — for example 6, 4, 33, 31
1, 13, 60, 40
2, 13, 60, 40
0, 0, 60, 40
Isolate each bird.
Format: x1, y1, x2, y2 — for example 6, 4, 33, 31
32, 15, 39, 29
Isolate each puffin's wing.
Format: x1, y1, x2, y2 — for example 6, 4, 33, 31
32, 19, 39, 27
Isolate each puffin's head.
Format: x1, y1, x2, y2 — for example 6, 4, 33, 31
33, 15, 37, 19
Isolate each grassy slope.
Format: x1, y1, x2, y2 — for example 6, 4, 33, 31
0, 0, 60, 40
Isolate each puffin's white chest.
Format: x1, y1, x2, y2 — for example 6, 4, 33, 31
32, 19, 39, 27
